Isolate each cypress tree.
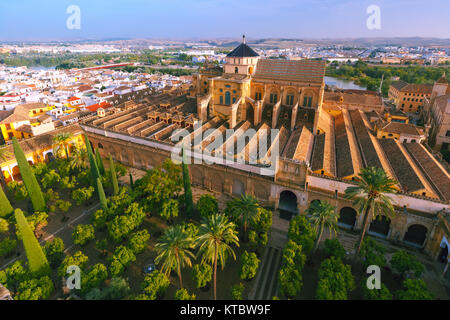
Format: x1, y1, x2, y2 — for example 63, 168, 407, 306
84, 135, 101, 191
14, 208, 50, 276
109, 155, 119, 196
97, 178, 107, 210
181, 146, 193, 217
0, 185, 13, 217
129, 173, 134, 190
12, 137, 46, 212
95, 148, 105, 175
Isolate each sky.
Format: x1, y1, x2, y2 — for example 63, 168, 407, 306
0, 0, 449, 41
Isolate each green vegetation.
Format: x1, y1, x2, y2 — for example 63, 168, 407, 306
14, 209, 50, 276
191, 263, 212, 289
359, 237, 387, 269
327, 60, 450, 96
175, 288, 196, 300
195, 214, 239, 300
196, 194, 218, 217
344, 166, 397, 260
109, 155, 119, 195
181, 147, 194, 217
0, 183, 13, 217
141, 270, 170, 300
287, 215, 316, 254
97, 178, 108, 210
231, 283, 245, 300
12, 137, 46, 212
323, 239, 346, 260
240, 250, 260, 281
72, 224, 95, 246
390, 250, 425, 279
395, 279, 433, 300
306, 200, 338, 253
155, 224, 195, 288
316, 256, 355, 300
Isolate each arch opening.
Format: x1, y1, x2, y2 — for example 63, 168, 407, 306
338, 207, 357, 229
279, 190, 298, 220
403, 224, 428, 247
368, 215, 391, 238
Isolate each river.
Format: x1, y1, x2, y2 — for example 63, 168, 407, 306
324, 76, 366, 90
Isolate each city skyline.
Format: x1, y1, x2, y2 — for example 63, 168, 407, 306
0, 0, 449, 41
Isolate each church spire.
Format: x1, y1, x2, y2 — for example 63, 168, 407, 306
242, 34, 246, 44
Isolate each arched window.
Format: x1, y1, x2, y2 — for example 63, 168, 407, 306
286, 93, 295, 105
303, 95, 312, 107
270, 91, 278, 104
225, 91, 231, 105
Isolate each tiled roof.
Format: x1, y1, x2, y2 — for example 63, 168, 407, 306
311, 133, 325, 171
404, 142, 450, 201
348, 110, 383, 169
400, 83, 433, 94
253, 59, 326, 83
334, 113, 354, 177
381, 122, 421, 136
324, 90, 382, 106
390, 81, 408, 91
226, 43, 259, 57
379, 139, 424, 193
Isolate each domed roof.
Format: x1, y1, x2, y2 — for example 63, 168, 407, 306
226, 35, 259, 58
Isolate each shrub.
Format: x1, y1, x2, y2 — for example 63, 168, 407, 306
0, 217, 9, 232
81, 263, 108, 295
323, 238, 346, 260
191, 263, 212, 289
231, 283, 245, 300
396, 279, 433, 300
59, 176, 77, 189
160, 198, 179, 221
56, 200, 72, 214
43, 237, 65, 268
359, 237, 386, 269
390, 251, 424, 279
361, 280, 393, 300
41, 170, 61, 189
141, 270, 170, 300
0, 238, 17, 258
196, 194, 218, 217
14, 209, 50, 276
91, 209, 108, 230
288, 215, 315, 253
58, 251, 88, 278
128, 229, 150, 254
240, 250, 260, 281
15, 276, 54, 300
279, 263, 303, 298
281, 240, 307, 270
72, 224, 95, 246
7, 181, 28, 202
109, 245, 136, 277
175, 288, 196, 300
72, 186, 95, 206
316, 257, 355, 300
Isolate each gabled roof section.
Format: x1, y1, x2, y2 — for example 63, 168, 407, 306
253, 59, 326, 83
226, 41, 259, 58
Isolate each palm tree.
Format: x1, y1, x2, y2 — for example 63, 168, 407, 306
307, 200, 338, 253
68, 145, 87, 172
195, 214, 239, 300
0, 146, 12, 191
155, 225, 195, 289
228, 194, 259, 238
52, 132, 73, 160
344, 167, 397, 260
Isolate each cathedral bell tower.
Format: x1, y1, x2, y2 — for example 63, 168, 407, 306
223, 35, 260, 75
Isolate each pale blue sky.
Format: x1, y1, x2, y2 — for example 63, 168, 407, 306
0, 0, 449, 41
